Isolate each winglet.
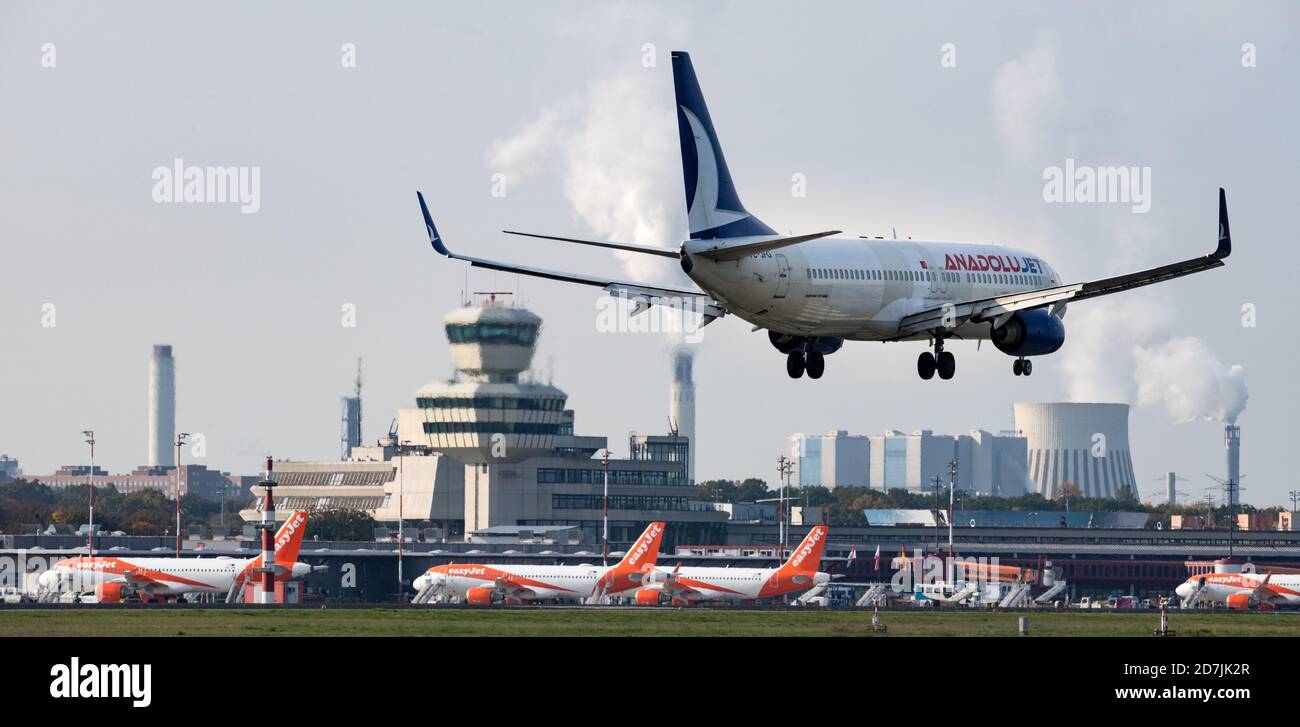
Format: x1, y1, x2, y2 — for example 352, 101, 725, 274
417, 191, 452, 257
1214, 187, 1231, 260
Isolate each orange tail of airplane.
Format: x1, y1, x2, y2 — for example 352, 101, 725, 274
596, 521, 666, 595
783, 526, 829, 573
272, 510, 309, 566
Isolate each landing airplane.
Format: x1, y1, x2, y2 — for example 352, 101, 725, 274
1175, 571, 1300, 610
417, 51, 1233, 381
38, 511, 318, 603
634, 526, 831, 606
411, 521, 665, 604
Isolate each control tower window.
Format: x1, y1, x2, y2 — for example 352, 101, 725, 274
446, 322, 538, 345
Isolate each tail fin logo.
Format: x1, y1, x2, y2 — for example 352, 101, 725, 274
273, 511, 308, 564
681, 107, 750, 234
787, 526, 827, 570
621, 521, 665, 568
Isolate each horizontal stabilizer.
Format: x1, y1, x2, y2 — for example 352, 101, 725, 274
691, 230, 841, 261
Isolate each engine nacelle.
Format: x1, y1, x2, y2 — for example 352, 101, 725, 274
1225, 593, 1253, 611
465, 587, 497, 606
95, 582, 127, 603
990, 309, 1066, 357
634, 589, 662, 606
768, 331, 844, 355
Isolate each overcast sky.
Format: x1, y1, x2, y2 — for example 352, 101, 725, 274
2, 1, 1296, 507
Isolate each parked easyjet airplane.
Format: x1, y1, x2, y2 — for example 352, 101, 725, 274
38, 510, 317, 603
634, 526, 831, 606
1175, 571, 1300, 610
411, 521, 665, 604
417, 51, 1232, 381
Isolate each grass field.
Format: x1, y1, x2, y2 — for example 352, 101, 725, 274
1, 607, 1297, 637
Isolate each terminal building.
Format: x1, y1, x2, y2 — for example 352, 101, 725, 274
242, 297, 726, 549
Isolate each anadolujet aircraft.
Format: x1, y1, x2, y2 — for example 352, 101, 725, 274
417, 51, 1233, 380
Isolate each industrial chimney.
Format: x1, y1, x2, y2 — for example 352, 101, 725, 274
340, 358, 362, 460
669, 348, 696, 484
148, 345, 176, 467
1166, 472, 1177, 507
1224, 424, 1241, 507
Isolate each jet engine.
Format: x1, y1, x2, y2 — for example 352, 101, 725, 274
465, 587, 497, 606
990, 309, 1066, 356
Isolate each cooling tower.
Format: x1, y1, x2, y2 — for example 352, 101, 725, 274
148, 344, 176, 467
1012, 402, 1137, 499
669, 348, 696, 484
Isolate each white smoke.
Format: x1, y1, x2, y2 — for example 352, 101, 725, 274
1135, 338, 1249, 424
485, 73, 682, 283
1061, 297, 1248, 424
992, 32, 1064, 163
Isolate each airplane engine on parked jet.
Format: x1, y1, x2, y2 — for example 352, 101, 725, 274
465, 587, 497, 606
95, 582, 127, 603
1225, 593, 1253, 610
634, 589, 662, 606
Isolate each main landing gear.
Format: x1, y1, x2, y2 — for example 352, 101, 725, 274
787, 350, 825, 380
1012, 357, 1033, 376
917, 338, 956, 380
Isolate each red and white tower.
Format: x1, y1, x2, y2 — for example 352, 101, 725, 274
255, 457, 277, 604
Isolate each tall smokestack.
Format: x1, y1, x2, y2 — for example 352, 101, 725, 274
1225, 424, 1241, 507
148, 345, 176, 467
1166, 472, 1177, 506
669, 348, 696, 484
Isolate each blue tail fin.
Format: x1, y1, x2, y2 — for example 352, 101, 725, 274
672, 51, 774, 240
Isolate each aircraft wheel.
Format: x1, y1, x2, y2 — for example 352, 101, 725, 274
937, 351, 956, 380
1022, 359, 1033, 376
917, 351, 936, 380
806, 352, 825, 379
1013, 359, 1023, 376
786, 351, 805, 379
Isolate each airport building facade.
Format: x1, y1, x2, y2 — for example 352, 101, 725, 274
242, 299, 726, 549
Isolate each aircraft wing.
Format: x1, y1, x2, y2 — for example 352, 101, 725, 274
892, 188, 1232, 340
418, 192, 727, 321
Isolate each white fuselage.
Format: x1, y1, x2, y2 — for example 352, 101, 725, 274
419, 564, 614, 601
685, 238, 1060, 339
39, 556, 310, 597
1176, 572, 1300, 608
643, 565, 829, 602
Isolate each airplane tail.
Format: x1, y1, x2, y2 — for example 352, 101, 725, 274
616, 521, 666, 569
272, 511, 309, 566
782, 526, 829, 572
671, 51, 774, 240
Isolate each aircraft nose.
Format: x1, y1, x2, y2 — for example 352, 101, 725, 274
1174, 582, 1192, 599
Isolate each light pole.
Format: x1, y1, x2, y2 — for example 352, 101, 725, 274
602, 449, 610, 568
82, 430, 95, 558
175, 432, 189, 557
398, 440, 411, 602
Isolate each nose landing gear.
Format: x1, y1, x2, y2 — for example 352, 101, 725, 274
1013, 357, 1033, 376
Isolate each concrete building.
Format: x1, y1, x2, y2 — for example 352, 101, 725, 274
791, 431, 869, 488
30, 463, 251, 502
1013, 402, 1137, 500
0, 455, 21, 482
863, 429, 1030, 495
244, 298, 727, 549
147, 344, 176, 467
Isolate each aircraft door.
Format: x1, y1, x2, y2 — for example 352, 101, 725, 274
773, 253, 791, 299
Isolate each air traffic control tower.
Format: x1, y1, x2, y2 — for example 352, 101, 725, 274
397, 296, 568, 531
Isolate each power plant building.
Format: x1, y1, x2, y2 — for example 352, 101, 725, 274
1012, 402, 1138, 499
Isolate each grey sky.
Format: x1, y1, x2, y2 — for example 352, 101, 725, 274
2, 1, 1296, 507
